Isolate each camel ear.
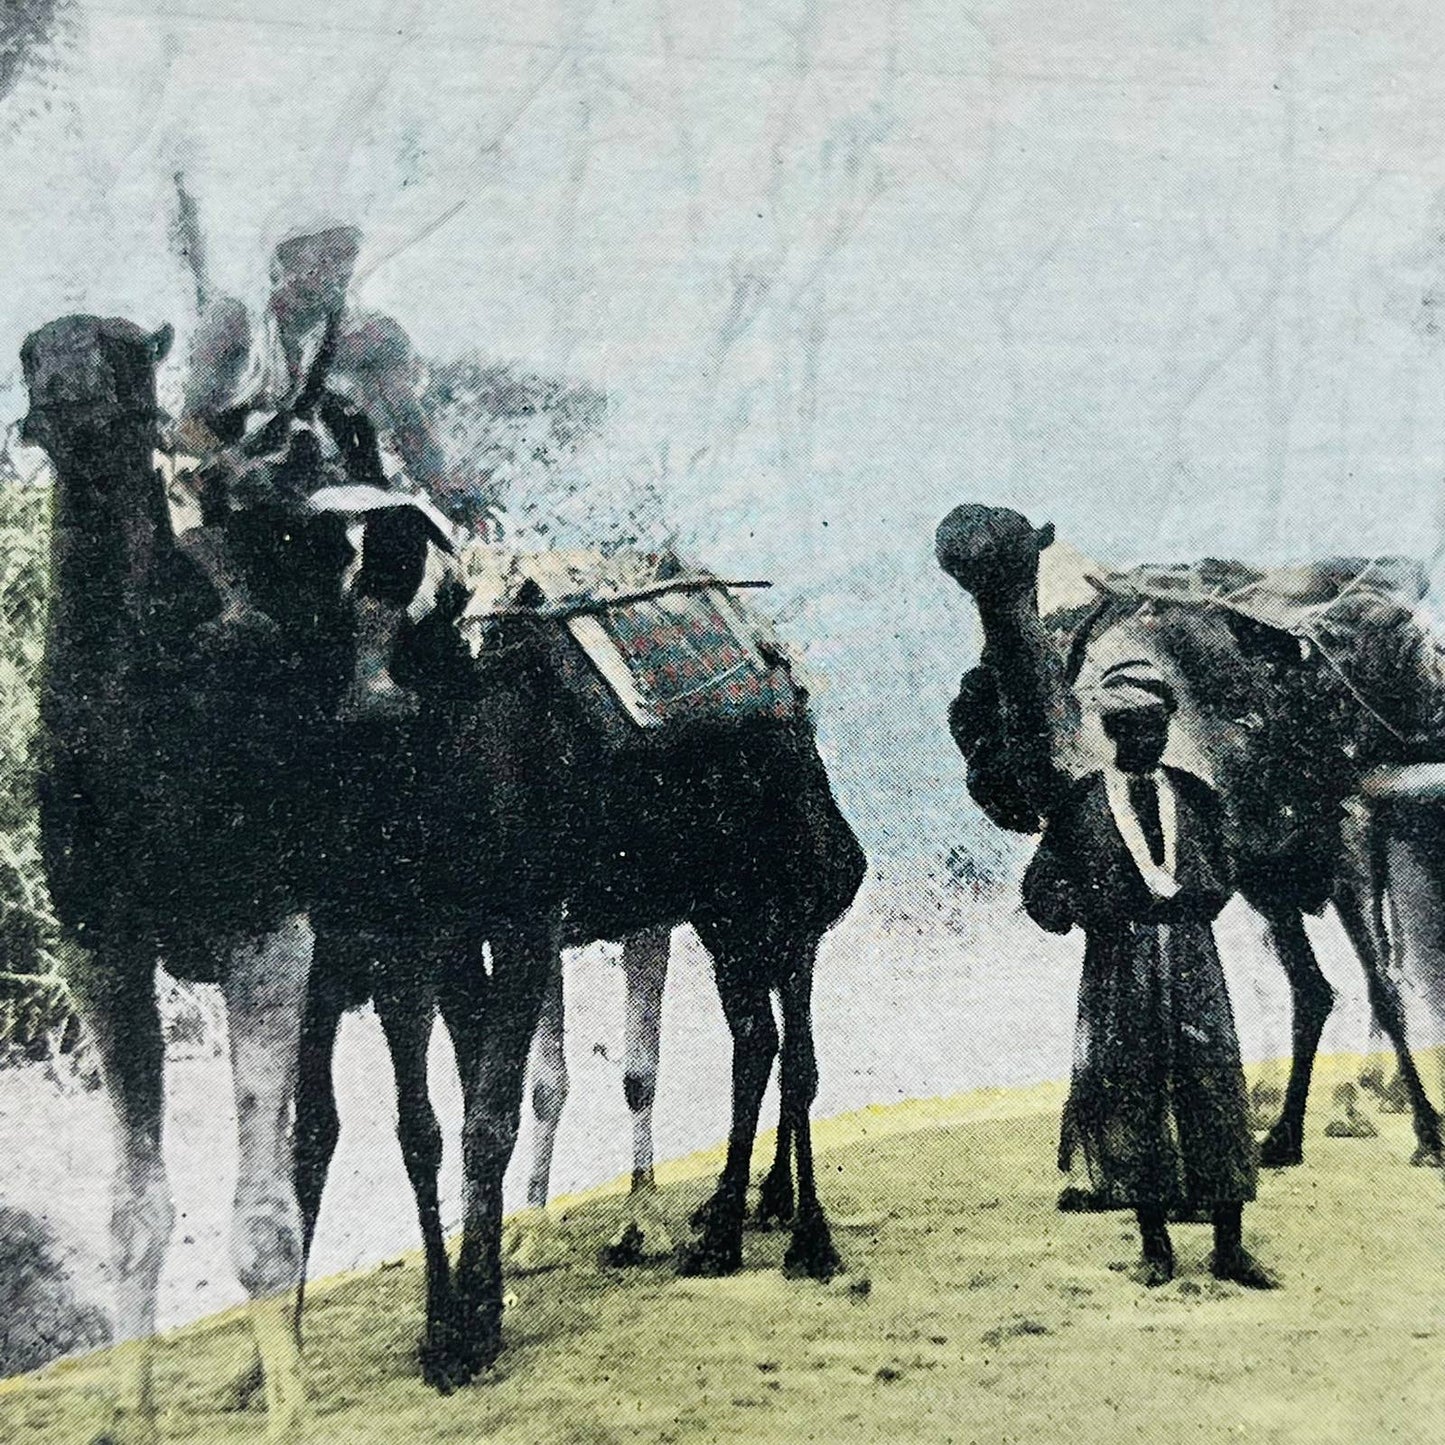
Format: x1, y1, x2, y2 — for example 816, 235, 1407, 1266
1035, 522, 1056, 551
151, 324, 174, 362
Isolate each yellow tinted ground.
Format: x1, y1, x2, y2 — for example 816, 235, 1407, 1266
2, 1053, 1441, 1444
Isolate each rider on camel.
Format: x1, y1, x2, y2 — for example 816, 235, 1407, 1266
175, 220, 452, 723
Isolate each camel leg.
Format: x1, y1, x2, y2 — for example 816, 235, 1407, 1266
1257, 908, 1335, 1168
1334, 878, 1444, 1166
72, 950, 172, 1445
291, 955, 349, 1329
499, 947, 572, 1274
599, 926, 677, 1267
224, 943, 350, 1413
755, 1118, 794, 1230
222, 914, 312, 1444
622, 925, 670, 1194
524, 953, 568, 1210
1384, 827, 1445, 1158
374, 964, 452, 1341
680, 923, 778, 1277
778, 945, 841, 1280
426, 916, 557, 1394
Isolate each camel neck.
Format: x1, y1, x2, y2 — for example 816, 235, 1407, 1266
44, 420, 176, 676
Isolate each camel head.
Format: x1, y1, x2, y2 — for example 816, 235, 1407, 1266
935, 503, 1055, 602
20, 316, 172, 463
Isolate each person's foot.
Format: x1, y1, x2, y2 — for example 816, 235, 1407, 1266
1210, 1249, 1280, 1289
1130, 1253, 1174, 1287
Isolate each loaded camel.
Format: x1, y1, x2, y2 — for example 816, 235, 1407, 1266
935, 504, 1445, 1177
21, 313, 584, 1436
26, 314, 866, 1429
288, 612, 869, 1329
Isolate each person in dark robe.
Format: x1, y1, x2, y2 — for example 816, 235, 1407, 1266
175, 223, 452, 723
1022, 664, 1277, 1289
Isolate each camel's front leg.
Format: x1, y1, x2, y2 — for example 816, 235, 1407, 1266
71, 950, 172, 1445
431, 916, 558, 1392
222, 914, 312, 1443
1257, 907, 1335, 1168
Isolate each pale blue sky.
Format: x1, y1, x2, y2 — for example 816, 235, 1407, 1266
6, 0, 1445, 855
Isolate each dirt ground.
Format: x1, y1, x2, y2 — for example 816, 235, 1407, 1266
2, 1066, 1442, 1444
0, 880, 1425, 1341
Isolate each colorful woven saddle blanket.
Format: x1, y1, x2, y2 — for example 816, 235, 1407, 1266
458, 546, 801, 738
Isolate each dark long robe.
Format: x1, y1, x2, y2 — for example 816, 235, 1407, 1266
1022, 766, 1256, 1210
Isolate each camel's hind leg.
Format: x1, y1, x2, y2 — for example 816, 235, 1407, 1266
1334, 844, 1443, 1166
222, 914, 312, 1443
1257, 907, 1335, 1168
777, 945, 841, 1280
71, 949, 172, 1445
523, 951, 568, 1211
499, 946, 572, 1274
622, 925, 670, 1192
600, 925, 677, 1266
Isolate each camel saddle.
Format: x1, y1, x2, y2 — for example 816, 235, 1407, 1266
458, 545, 802, 745
1043, 540, 1445, 790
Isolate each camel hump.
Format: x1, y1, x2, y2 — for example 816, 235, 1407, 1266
935, 503, 1054, 595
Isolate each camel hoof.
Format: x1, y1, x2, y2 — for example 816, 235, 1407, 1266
676, 1231, 743, 1277
752, 1175, 795, 1231
783, 1212, 843, 1282
218, 1353, 266, 1412
601, 1203, 675, 1267
501, 1210, 571, 1275
90, 1406, 160, 1445
1323, 1116, 1378, 1139
1129, 1257, 1175, 1288
1258, 1128, 1304, 1169
419, 1313, 500, 1395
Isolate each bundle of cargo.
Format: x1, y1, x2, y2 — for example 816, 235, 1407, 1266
459, 545, 803, 746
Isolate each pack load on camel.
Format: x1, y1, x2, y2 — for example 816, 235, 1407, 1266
940, 504, 1445, 1184
459, 544, 804, 746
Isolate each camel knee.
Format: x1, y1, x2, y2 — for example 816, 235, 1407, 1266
397, 1103, 444, 1177
623, 1068, 656, 1116
463, 1103, 523, 1174
232, 1184, 303, 1298
531, 1063, 569, 1128
112, 1166, 175, 1282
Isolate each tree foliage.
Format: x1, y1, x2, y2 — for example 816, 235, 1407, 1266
419, 355, 609, 530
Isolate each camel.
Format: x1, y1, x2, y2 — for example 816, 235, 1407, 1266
29, 313, 866, 1419
20, 314, 583, 1433
935, 503, 1445, 1176
21, 315, 326, 1444
289, 664, 868, 1348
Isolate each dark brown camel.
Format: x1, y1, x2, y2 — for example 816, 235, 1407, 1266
22, 316, 325, 1445
288, 645, 868, 1381
20, 315, 582, 1432
935, 503, 1444, 1176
